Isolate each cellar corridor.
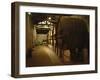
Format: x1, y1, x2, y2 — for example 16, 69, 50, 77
26, 12, 89, 67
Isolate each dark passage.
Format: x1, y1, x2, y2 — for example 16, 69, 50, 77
26, 13, 89, 67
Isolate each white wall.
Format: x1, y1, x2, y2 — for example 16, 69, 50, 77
0, 0, 100, 80
37, 34, 47, 42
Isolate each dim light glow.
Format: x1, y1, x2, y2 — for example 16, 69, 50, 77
28, 12, 31, 15
48, 17, 52, 20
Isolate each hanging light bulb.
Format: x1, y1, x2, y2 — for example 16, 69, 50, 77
28, 12, 31, 15
48, 17, 51, 20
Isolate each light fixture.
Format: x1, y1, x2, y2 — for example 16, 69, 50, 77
28, 12, 31, 15
48, 17, 51, 20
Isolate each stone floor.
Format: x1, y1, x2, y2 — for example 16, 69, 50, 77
26, 45, 88, 67
26, 45, 62, 67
